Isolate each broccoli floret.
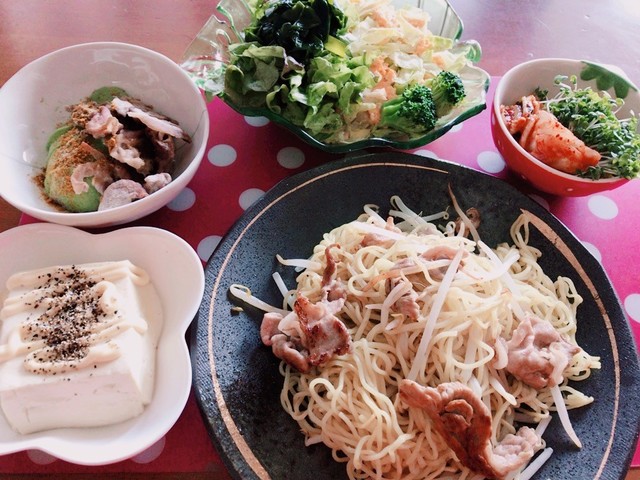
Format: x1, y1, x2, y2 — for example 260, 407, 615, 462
430, 71, 466, 117
378, 84, 437, 135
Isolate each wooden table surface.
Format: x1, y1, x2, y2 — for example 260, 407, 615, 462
0, 0, 639, 478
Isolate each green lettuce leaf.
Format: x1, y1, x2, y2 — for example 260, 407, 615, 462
223, 44, 288, 107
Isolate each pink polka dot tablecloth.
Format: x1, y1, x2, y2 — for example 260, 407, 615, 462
10, 78, 640, 474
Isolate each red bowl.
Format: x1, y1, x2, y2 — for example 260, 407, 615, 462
491, 58, 632, 196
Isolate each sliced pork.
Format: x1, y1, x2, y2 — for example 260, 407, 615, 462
384, 263, 421, 321
421, 246, 466, 280
321, 244, 347, 303
399, 380, 541, 479
147, 129, 176, 173
111, 97, 192, 142
260, 312, 283, 346
98, 179, 148, 210
360, 216, 401, 248
260, 293, 352, 373
261, 312, 311, 373
144, 173, 172, 193
105, 129, 147, 172
361, 232, 395, 248
85, 106, 123, 138
70, 161, 113, 195
295, 295, 351, 366
500, 313, 580, 389
270, 333, 311, 373
392, 287, 420, 320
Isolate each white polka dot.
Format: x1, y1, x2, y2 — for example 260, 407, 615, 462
244, 116, 270, 127
587, 195, 619, 220
132, 436, 166, 464
477, 151, 506, 174
625, 293, 640, 323
414, 149, 439, 158
448, 123, 463, 133
27, 449, 57, 465
167, 187, 196, 211
197, 235, 222, 261
277, 146, 305, 169
528, 193, 550, 210
581, 241, 602, 262
239, 188, 265, 210
207, 144, 237, 167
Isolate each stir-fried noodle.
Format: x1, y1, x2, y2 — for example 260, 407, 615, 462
231, 196, 600, 479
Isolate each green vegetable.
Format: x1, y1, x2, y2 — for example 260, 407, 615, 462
378, 84, 437, 135
224, 44, 291, 108
44, 129, 102, 212
243, 0, 347, 65
430, 71, 466, 117
89, 86, 129, 103
324, 35, 347, 58
543, 75, 640, 179
265, 52, 374, 138
533, 86, 548, 101
45, 125, 72, 155
43, 87, 129, 212
215, 0, 481, 145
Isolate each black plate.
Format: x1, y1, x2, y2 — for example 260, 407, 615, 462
193, 152, 640, 480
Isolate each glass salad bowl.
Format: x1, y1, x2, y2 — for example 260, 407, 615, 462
181, 0, 490, 154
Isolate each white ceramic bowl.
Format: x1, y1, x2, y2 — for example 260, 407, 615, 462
0, 42, 209, 227
491, 58, 637, 196
0, 223, 204, 465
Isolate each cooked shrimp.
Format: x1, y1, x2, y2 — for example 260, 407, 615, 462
370, 7, 394, 27
403, 13, 427, 29
415, 36, 431, 56
370, 57, 397, 99
356, 88, 387, 126
431, 53, 447, 69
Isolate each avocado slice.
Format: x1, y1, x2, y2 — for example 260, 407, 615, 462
89, 86, 130, 103
44, 128, 102, 212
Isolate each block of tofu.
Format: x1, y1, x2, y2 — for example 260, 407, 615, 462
0, 260, 162, 434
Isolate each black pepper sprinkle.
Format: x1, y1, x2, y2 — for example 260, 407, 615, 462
24, 265, 106, 371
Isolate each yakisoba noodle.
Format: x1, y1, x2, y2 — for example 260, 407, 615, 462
232, 196, 600, 480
